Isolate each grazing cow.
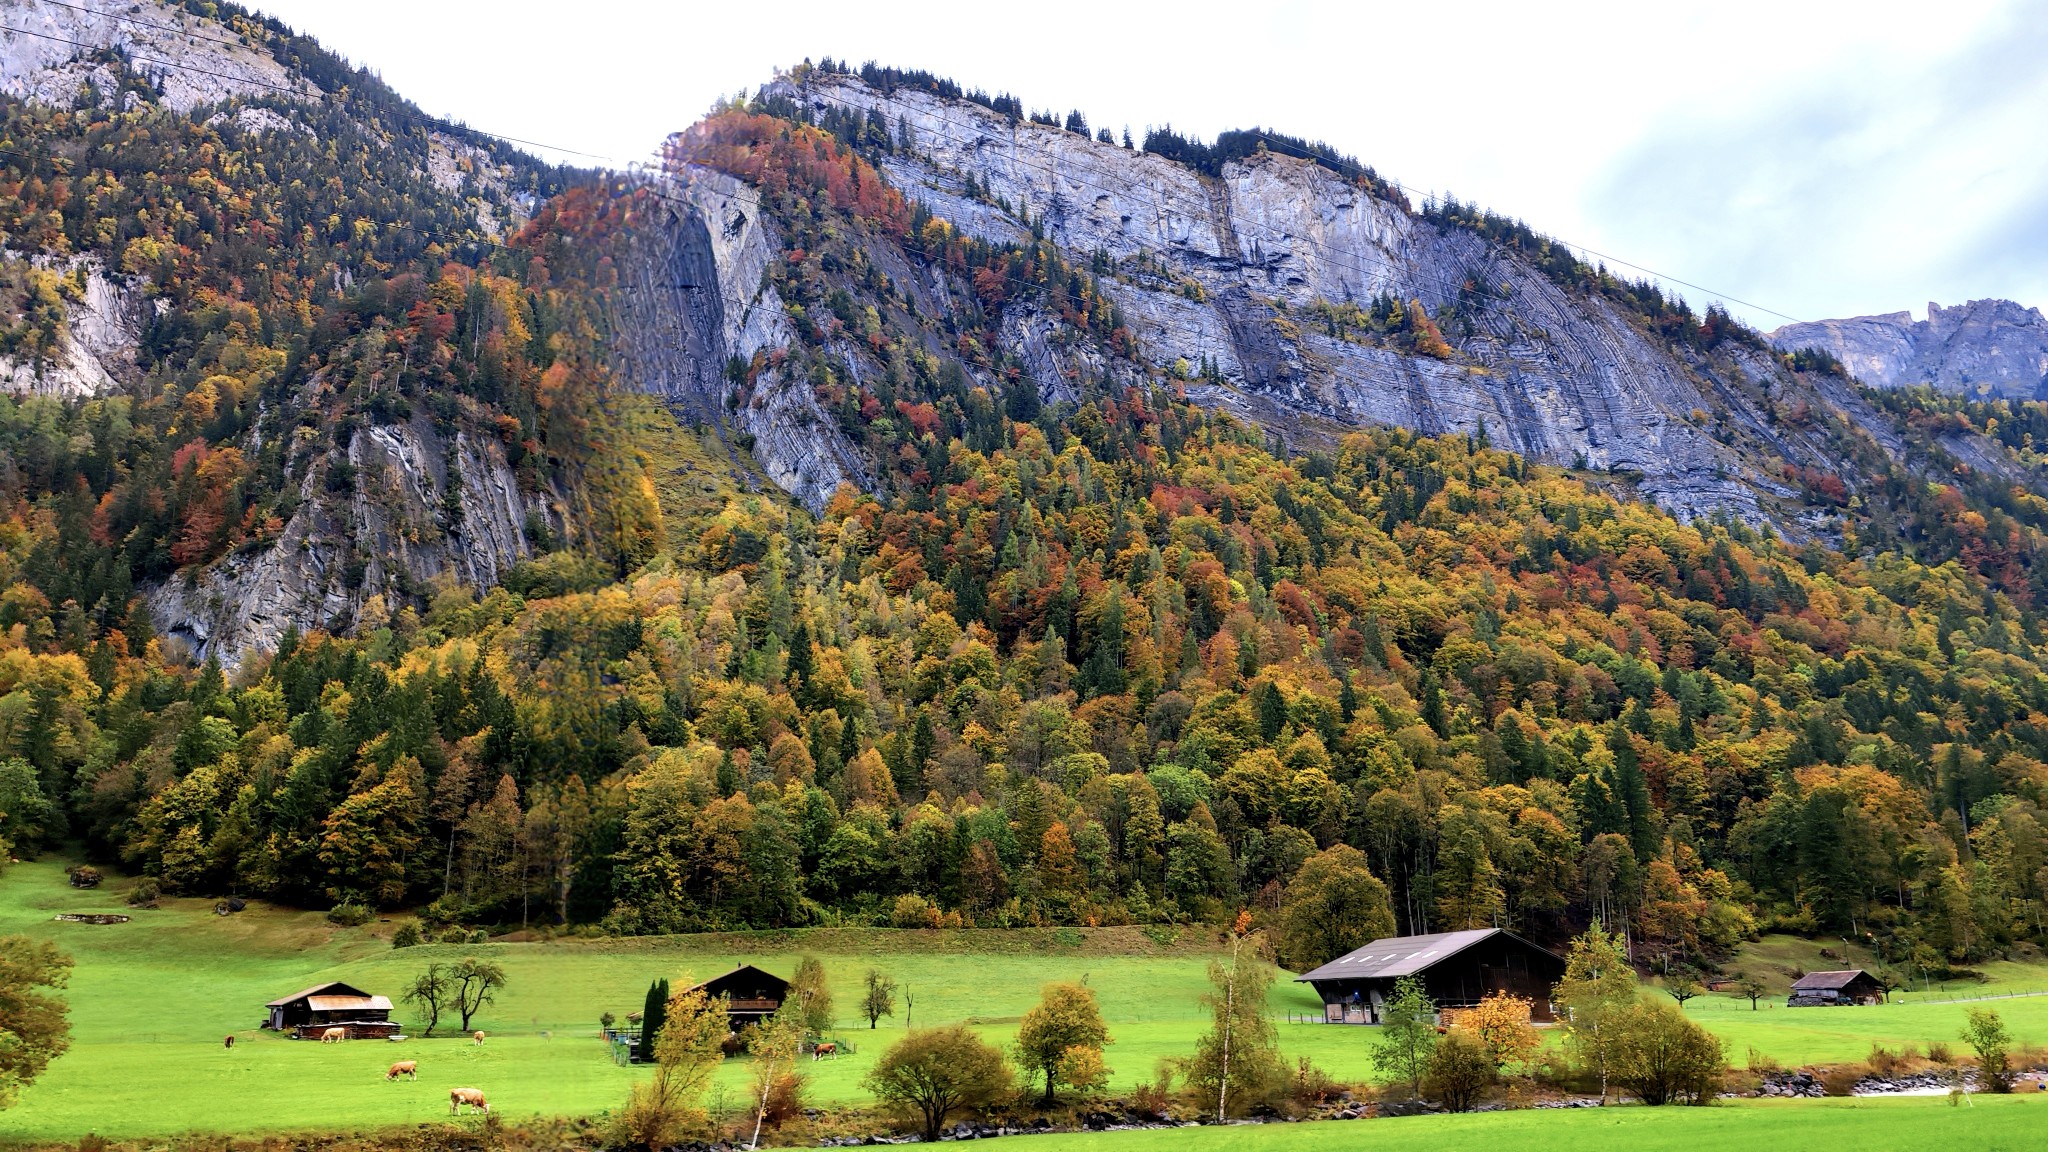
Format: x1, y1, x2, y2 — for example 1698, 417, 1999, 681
449, 1087, 489, 1115
223, 1035, 235, 1049
472, 1030, 486, 1045
386, 1060, 417, 1081
811, 1041, 838, 1061
320, 1026, 348, 1043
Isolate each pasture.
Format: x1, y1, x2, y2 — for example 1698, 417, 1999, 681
3, 856, 2048, 1143
1030, 1097, 2045, 1152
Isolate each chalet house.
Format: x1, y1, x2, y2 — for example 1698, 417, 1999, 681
1294, 928, 1568, 1024
264, 981, 400, 1039
690, 964, 791, 1029
1788, 969, 1884, 1007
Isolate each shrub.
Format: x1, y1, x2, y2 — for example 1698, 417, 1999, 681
864, 1026, 1012, 1142
1820, 1066, 1862, 1096
890, 893, 943, 929
1746, 1046, 1782, 1074
1289, 1055, 1340, 1106
1610, 1001, 1724, 1105
1423, 1031, 1495, 1112
1927, 1042, 1954, 1065
126, 879, 160, 907
1962, 1008, 2014, 1092
326, 902, 373, 927
391, 922, 422, 948
1868, 1044, 1908, 1077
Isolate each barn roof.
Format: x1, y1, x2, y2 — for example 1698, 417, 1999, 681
1791, 969, 1871, 991
307, 994, 393, 1012
689, 964, 790, 995
1293, 928, 1563, 984
266, 981, 371, 1007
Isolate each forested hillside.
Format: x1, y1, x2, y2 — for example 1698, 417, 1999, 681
3, 9, 2048, 987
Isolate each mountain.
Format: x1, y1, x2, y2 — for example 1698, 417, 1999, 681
0, 0, 727, 662
1771, 298, 2048, 399
4, 12, 2048, 1000
620, 64, 2015, 533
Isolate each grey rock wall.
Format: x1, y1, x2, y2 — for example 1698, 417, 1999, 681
744, 73, 1856, 524
1772, 299, 2048, 398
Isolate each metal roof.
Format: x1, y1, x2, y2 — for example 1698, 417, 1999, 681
1791, 969, 1870, 991
307, 994, 393, 1012
1293, 928, 1560, 984
266, 981, 370, 1008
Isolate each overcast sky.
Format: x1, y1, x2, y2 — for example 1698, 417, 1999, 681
249, 0, 2048, 331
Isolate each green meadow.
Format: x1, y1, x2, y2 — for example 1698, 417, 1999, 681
1029, 1097, 2045, 1152
3, 857, 2047, 1143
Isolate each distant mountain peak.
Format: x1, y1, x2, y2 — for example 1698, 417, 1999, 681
1771, 298, 2048, 397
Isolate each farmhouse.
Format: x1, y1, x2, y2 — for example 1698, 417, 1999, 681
1295, 928, 1567, 1024
1788, 969, 1885, 1006
264, 981, 400, 1039
690, 964, 791, 1028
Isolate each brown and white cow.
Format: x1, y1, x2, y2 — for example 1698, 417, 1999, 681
449, 1087, 489, 1115
386, 1060, 417, 1081
319, 1026, 348, 1043
811, 1041, 838, 1061
473, 1030, 486, 1045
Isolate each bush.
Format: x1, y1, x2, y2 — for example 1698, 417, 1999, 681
1868, 1044, 1909, 1077
1289, 1055, 1340, 1106
126, 879, 160, 907
1746, 1046, 1782, 1074
1927, 1042, 1955, 1065
326, 902, 373, 927
391, 922, 422, 948
890, 893, 943, 929
1962, 1007, 2014, 1092
1424, 1031, 1495, 1112
1611, 1001, 1724, 1106
1820, 1066, 1862, 1096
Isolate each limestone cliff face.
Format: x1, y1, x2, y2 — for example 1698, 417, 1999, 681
1772, 299, 2048, 398
731, 73, 1863, 524
611, 168, 873, 510
0, 0, 315, 110
149, 413, 559, 663
0, 255, 148, 399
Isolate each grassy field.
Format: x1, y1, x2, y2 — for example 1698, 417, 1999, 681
5, 857, 2048, 1142
1029, 1097, 2045, 1152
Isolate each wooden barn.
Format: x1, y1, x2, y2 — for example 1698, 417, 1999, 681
264, 981, 400, 1039
1788, 969, 1884, 1006
1294, 928, 1567, 1024
690, 965, 791, 1028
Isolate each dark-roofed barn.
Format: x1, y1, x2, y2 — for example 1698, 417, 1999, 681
690, 965, 791, 1028
1294, 928, 1567, 1024
1789, 969, 1884, 1006
264, 981, 399, 1039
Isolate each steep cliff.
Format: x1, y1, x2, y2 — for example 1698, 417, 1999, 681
682, 70, 1880, 526
0, 0, 583, 666
1772, 298, 2048, 398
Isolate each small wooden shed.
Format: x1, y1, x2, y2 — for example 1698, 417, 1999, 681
1788, 969, 1884, 1006
265, 981, 400, 1038
690, 965, 791, 1029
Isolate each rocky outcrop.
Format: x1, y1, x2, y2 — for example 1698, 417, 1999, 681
1772, 299, 2048, 398
148, 416, 556, 664
748, 72, 1859, 524
612, 168, 872, 510
0, 0, 317, 111
0, 255, 148, 398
